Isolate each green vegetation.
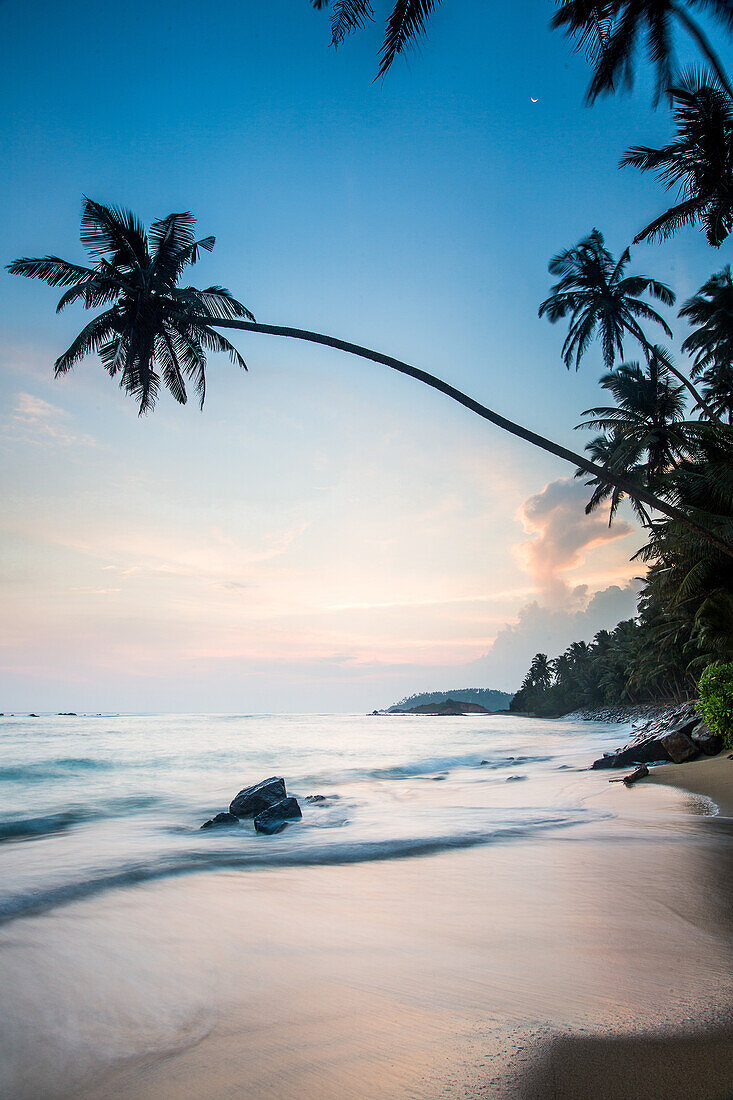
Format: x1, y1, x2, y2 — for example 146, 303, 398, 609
386, 689, 512, 712
698, 662, 733, 748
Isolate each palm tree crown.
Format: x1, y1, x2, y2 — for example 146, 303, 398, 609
552, 0, 733, 102
576, 350, 688, 521
538, 229, 675, 370
620, 70, 733, 247
679, 265, 733, 420
7, 198, 254, 414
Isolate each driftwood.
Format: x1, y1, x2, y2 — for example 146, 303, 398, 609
608, 764, 649, 787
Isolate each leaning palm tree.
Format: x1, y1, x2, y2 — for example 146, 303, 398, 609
679, 265, 733, 421
576, 351, 689, 522
7, 199, 253, 414
620, 69, 733, 247
312, 0, 441, 77
539, 228, 715, 414
552, 0, 733, 102
9, 197, 733, 557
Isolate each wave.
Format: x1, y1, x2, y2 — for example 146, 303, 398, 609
305, 752, 552, 784
0, 757, 119, 782
0, 809, 597, 924
0, 796, 165, 843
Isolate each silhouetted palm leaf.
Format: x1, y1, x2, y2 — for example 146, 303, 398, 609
679, 265, 733, 419
620, 69, 733, 246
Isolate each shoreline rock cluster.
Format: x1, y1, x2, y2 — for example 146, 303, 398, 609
588, 702, 723, 770
201, 776, 303, 835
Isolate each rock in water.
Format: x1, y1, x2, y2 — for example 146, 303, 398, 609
201, 811, 239, 830
690, 720, 723, 756
229, 777, 287, 818
254, 797, 302, 835
660, 728, 699, 764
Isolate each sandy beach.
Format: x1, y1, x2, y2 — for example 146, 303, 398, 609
0, 743, 729, 1100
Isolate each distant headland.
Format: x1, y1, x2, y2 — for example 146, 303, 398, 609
372, 688, 512, 716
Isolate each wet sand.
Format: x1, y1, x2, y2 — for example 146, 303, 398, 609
0, 769, 727, 1100
645, 751, 733, 815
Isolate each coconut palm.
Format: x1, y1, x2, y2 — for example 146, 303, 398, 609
620, 70, 733, 247
7, 199, 253, 414
9, 198, 733, 558
551, 0, 733, 102
312, 0, 441, 76
538, 229, 675, 370
576, 351, 689, 521
539, 228, 716, 414
679, 265, 733, 421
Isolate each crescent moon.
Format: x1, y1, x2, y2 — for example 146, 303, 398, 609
530, 96, 538, 103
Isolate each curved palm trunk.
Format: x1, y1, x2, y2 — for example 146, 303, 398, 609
214, 319, 733, 558
671, 2, 733, 100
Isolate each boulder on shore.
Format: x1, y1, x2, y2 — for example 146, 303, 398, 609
229, 777, 287, 818
690, 720, 723, 756
201, 811, 239, 830
254, 797, 303, 835
660, 727, 699, 764
591, 735, 669, 769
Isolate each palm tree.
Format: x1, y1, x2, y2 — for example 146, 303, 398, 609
9, 198, 733, 558
312, 0, 441, 77
576, 351, 689, 522
538, 228, 675, 370
7, 199, 253, 414
539, 228, 716, 415
679, 265, 733, 421
552, 0, 733, 102
529, 652, 554, 691
620, 69, 733, 247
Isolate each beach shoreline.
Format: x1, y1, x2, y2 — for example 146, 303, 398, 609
1, 715, 731, 1100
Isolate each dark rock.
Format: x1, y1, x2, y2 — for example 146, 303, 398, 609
480, 760, 489, 766
305, 794, 327, 803
201, 811, 239, 830
28, 713, 39, 718
506, 774, 526, 782
690, 720, 723, 757
229, 777, 287, 818
591, 736, 669, 769
660, 728, 699, 764
254, 797, 302, 835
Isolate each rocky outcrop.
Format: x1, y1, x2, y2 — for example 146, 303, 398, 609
254, 797, 303, 835
201, 777, 304, 835
402, 698, 491, 716
229, 777, 287, 818
201, 811, 239, 830
589, 702, 723, 770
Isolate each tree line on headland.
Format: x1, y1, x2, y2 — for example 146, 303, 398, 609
6, 2, 733, 723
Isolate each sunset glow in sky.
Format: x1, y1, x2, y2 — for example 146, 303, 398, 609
1, 0, 725, 711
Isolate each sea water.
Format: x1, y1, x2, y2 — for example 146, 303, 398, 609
0, 711, 636, 923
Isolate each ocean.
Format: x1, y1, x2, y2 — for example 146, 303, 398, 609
0, 711, 641, 923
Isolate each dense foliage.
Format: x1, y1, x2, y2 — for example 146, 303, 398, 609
698, 662, 733, 748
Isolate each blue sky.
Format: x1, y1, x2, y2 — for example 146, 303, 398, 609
1, 0, 729, 711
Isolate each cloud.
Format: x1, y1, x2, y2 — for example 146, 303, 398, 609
2, 392, 95, 447
462, 581, 642, 692
516, 477, 633, 604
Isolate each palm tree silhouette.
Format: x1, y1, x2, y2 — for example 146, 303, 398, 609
7, 199, 254, 415
620, 70, 733, 247
538, 228, 713, 415
576, 351, 689, 522
8, 198, 732, 557
679, 265, 733, 421
552, 0, 733, 102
